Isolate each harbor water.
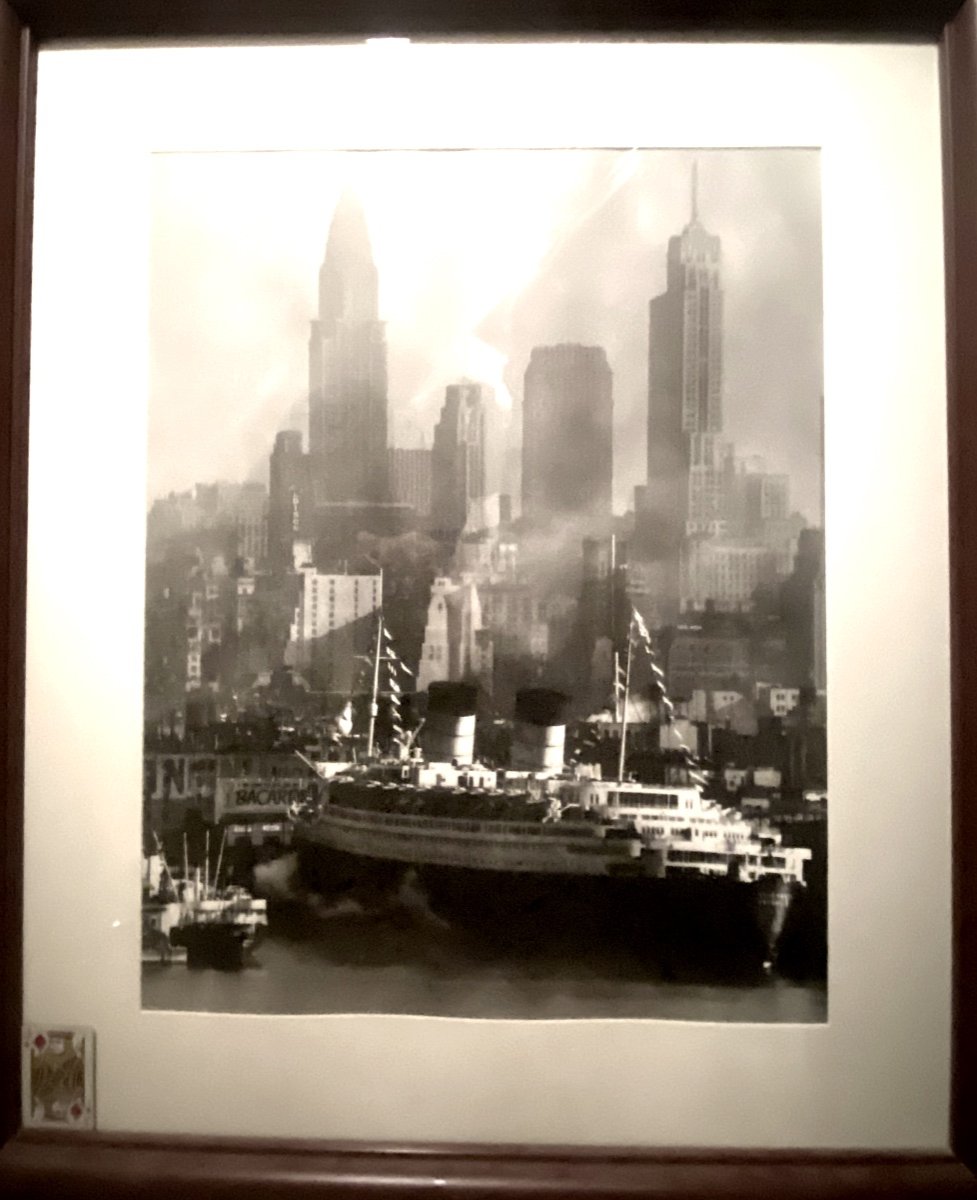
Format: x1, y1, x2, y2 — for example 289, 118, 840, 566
142, 890, 826, 1022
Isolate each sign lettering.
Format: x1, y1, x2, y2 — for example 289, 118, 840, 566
215, 778, 319, 820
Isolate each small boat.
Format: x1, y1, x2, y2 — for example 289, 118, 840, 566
142, 831, 268, 970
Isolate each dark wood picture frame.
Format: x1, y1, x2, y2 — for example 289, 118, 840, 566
1, 2, 975, 1196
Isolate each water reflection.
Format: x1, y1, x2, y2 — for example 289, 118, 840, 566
143, 900, 826, 1022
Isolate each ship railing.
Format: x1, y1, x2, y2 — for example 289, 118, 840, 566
664, 863, 744, 879
668, 849, 741, 866
323, 802, 601, 840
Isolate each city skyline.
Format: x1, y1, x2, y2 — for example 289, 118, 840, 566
142, 146, 828, 1012
150, 148, 823, 523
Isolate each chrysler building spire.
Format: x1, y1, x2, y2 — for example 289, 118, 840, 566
690, 160, 699, 224
308, 190, 389, 504
317, 189, 379, 331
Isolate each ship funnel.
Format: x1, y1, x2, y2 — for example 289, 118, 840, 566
511, 688, 568, 773
421, 682, 478, 765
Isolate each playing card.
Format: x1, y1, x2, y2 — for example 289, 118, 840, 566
22, 1025, 95, 1130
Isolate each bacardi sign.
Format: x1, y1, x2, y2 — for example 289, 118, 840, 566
215, 778, 320, 821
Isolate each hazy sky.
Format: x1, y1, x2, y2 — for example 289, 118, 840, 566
150, 147, 823, 522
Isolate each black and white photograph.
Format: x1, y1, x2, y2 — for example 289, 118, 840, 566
141, 147, 827, 1022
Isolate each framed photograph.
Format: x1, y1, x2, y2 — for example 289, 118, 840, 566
1, 2, 975, 1196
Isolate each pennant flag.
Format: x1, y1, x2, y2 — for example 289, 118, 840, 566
613, 660, 626, 696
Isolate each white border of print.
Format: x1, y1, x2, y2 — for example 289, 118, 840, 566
25, 42, 949, 1149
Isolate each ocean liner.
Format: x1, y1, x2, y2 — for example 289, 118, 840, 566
292, 628, 812, 976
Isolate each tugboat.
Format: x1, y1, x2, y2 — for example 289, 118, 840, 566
142, 832, 268, 970
291, 611, 811, 978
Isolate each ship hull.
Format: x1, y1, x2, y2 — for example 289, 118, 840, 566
170, 922, 262, 970
293, 837, 796, 980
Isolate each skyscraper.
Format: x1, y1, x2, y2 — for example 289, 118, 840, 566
416, 576, 493, 693
285, 561, 383, 695
521, 344, 613, 547
645, 164, 725, 550
268, 430, 310, 570
388, 446, 433, 519
308, 192, 389, 506
431, 382, 491, 539
632, 166, 727, 625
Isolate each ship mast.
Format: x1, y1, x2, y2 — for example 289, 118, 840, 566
151, 831, 177, 895
613, 652, 622, 724
616, 616, 634, 783
365, 612, 384, 760
213, 827, 226, 891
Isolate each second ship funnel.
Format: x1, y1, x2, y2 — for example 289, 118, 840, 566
421, 682, 478, 765
511, 688, 568, 773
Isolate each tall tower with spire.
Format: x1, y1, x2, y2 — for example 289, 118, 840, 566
636, 163, 726, 621
308, 191, 389, 505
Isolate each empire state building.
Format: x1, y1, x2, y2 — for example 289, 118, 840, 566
647, 164, 725, 543
636, 165, 727, 621
308, 192, 389, 504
